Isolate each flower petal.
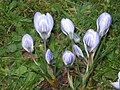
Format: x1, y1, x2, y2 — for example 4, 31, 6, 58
73, 44, 84, 58
46, 13, 54, 31
45, 49, 53, 64
22, 34, 34, 53
111, 82, 120, 89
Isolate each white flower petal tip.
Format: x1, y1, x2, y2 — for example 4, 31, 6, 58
83, 29, 100, 57
73, 44, 84, 58
62, 51, 75, 66
111, 82, 120, 90
34, 12, 54, 40
45, 49, 53, 65
61, 18, 75, 39
73, 33, 80, 43
118, 72, 120, 79
22, 34, 34, 53
97, 12, 112, 37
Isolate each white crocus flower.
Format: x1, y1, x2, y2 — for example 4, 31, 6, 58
83, 29, 100, 58
34, 12, 54, 40
62, 51, 75, 66
22, 34, 34, 53
97, 12, 112, 38
61, 18, 75, 39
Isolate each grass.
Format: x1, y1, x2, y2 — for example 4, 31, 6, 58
0, 0, 120, 90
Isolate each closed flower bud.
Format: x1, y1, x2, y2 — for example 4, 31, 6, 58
73, 44, 84, 58
61, 18, 75, 39
73, 33, 80, 43
62, 51, 75, 66
83, 29, 100, 57
34, 12, 54, 40
97, 12, 112, 37
22, 34, 34, 53
45, 49, 53, 64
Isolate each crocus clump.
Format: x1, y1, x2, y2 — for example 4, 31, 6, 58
97, 12, 112, 38
62, 51, 75, 66
83, 29, 100, 58
21, 11, 113, 89
22, 34, 34, 53
45, 49, 53, 65
34, 12, 54, 40
61, 18, 75, 39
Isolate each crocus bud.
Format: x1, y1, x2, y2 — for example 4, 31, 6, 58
34, 12, 54, 40
45, 49, 53, 64
73, 33, 80, 43
22, 34, 34, 53
62, 51, 75, 66
61, 18, 75, 39
97, 12, 112, 38
83, 29, 100, 58
73, 44, 84, 58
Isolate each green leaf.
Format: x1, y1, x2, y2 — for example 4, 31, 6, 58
0, 48, 6, 56
47, 65, 55, 79
15, 65, 27, 76
26, 72, 36, 81
7, 44, 17, 52
13, 36, 21, 42
20, 18, 32, 23
67, 71, 74, 90
9, 1, 17, 10
1, 67, 10, 74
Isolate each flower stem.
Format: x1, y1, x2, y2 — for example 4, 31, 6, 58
88, 53, 94, 67
43, 39, 46, 54
29, 53, 39, 66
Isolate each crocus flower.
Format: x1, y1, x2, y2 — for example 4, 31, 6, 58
22, 34, 34, 53
61, 18, 75, 39
34, 12, 54, 40
62, 51, 75, 66
111, 72, 120, 90
83, 29, 100, 58
73, 44, 84, 58
73, 33, 80, 43
45, 49, 53, 64
97, 12, 112, 38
